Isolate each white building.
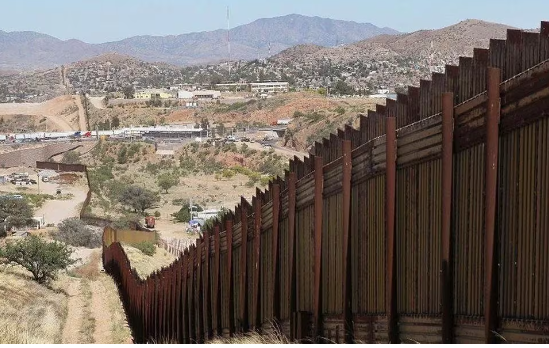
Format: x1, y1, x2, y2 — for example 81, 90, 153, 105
177, 90, 194, 99
193, 90, 221, 99
250, 81, 289, 93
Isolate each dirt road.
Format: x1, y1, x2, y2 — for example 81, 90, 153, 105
33, 176, 89, 225
88, 97, 106, 110
244, 140, 307, 160
73, 95, 88, 131
0, 96, 78, 132
61, 252, 132, 344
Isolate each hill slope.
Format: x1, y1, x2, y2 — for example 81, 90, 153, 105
0, 14, 398, 70
182, 19, 516, 92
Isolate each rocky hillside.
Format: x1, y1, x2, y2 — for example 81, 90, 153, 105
0, 14, 398, 70
1, 19, 523, 102
65, 53, 184, 94
179, 19, 517, 92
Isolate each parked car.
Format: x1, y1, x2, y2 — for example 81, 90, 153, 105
42, 176, 49, 182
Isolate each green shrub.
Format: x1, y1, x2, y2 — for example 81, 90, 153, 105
0, 235, 76, 284
335, 106, 346, 115
117, 146, 128, 164
61, 150, 81, 164
132, 241, 155, 256
55, 218, 101, 248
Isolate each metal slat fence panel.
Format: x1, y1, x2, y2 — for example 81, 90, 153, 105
101, 22, 549, 344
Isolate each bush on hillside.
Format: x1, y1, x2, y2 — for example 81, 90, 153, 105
61, 150, 81, 164
0, 197, 34, 230
118, 185, 159, 213
157, 173, 179, 193
131, 241, 156, 256
55, 218, 101, 248
0, 235, 76, 284
110, 213, 144, 230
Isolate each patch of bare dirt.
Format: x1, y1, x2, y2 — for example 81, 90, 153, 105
61, 278, 83, 344
0, 95, 80, 131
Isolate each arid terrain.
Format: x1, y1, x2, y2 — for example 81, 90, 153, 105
0, 95, 85, 132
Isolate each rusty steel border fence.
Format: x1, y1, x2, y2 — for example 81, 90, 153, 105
102, 22, 549, 344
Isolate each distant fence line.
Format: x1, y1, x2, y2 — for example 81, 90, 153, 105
103, 22, 549, 344
35, 160, 113, 226
158, 238, 196, 257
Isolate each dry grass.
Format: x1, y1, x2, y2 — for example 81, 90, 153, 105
122, 244, 176, 279
101, 275, 133, 344
208, 332, 291, 344
208, 325, 292, 344
78, 280, 95, 343
70, 250, 102, 280
0, 265, 68, 344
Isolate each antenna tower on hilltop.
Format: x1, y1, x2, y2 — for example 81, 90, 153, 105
227, 6, 231, 79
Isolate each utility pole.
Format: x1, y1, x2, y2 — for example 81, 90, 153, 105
227, 6, 231, 78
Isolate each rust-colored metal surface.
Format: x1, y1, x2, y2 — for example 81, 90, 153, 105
441, 92, 454, 343
101, 21, 549, 344
484, 67, 501, 343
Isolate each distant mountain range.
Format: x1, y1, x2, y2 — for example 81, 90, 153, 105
1, 19, 521, 103
0, 14, 399, 70
177, 19, 516, 91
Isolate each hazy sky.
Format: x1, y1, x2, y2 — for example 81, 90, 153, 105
1, 0, 545, 43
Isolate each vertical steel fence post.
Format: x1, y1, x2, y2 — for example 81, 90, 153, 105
441, 92, 455, 343
226, 218, 234, 336
239, 197, 249, 332
385, 115, 397, 344
484, 67, 501, 344
203, 229, 211, 340
313, 156, 324, 341
213, 224, 221, 336
287, 171, 297, 340
341, 139, 353, 343
271, 183, 281, 322
252, 191, 262, 330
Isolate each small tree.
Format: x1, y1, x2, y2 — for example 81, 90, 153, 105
110, 213, 143, 230
61, 150, 81, 164
216, 122, 226, 137
0, 197, 34, 231
157, 173, 179, 193
0, 235, 76, 283
171, 203, 191, 223
123, 85, 135, 99
55, 217, 101, 248
118, 185, 159, 213
111, 115, 120, 129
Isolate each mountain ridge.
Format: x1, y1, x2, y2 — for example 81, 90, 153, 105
0, 14, 399, 70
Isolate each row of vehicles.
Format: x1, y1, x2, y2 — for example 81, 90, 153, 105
0, 131, 93, 143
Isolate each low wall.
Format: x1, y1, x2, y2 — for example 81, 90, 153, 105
103, 226, 156, 247
0, 143, 83, 168
36, 161, 86, 172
